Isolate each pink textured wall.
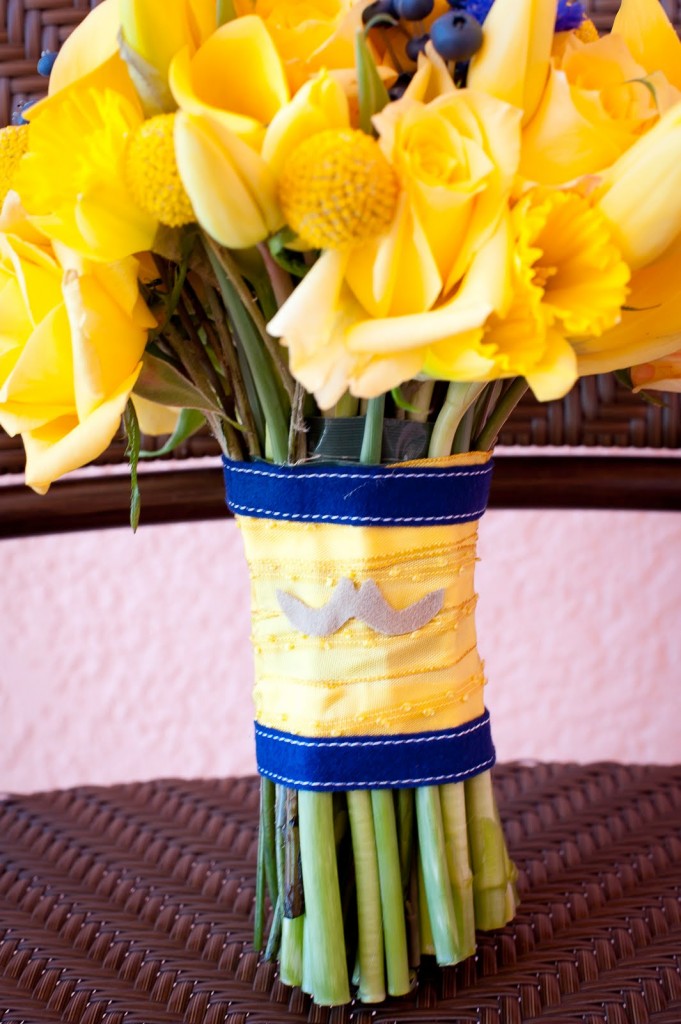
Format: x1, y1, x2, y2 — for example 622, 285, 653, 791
1, 504, 680, 794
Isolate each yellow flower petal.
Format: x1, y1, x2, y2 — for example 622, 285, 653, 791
574, 235, 681, 376
48, 0, 129, 96
262, 71, 349, 179
170, 16, 289, 131
174, 111, 282, 247
21, 366, 142, 494
612, 0, 681, 91
596, 103, 681, 270
524, 327, 578, 401
467, 0, 557, 123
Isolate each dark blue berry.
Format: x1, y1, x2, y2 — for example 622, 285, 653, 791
362, 0, 399, 25
395, 0, 434, 19
405, 33, 429, 61
37, 50, 58, 77
388, 72, 414, 100
430, 11, 483, 62
11, 98, 38, 126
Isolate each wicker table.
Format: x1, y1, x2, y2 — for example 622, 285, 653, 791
1, 764, 680, 1024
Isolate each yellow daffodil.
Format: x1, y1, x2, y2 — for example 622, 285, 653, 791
467, 0, 558, 124
574, 234, 681, 378
233, 0, 361, 93
170, 15, 290, 247
15, 85, 158, 262
47, 0, 134, 98
0, 200, 155, 492
521, 0, 681, 184
454, 188, 631, 401
268, 58, 523, 408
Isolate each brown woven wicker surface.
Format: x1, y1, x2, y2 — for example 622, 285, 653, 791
1, 764, 680, 1023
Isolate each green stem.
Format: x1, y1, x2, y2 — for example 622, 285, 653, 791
417, 851, 434, 956
415, 787, 460, 965
474, 377, 528, 450
428, 383, 485, 458
371, 791, 410, 996
265, 893, 283, 961
298, 792, 350, 1005
280, 916, 304, 988
397, 789, 414, 893
254, 805, 266, 952
440, 783, 476, 961
347, 791, 386, 1003
204, 238, 290, 463
360, 395, 385, 465
261, 778, 278, 909
464, 770, 514, 931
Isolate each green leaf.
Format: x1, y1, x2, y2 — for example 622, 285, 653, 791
123, 400, 142, 532
139, 408, 206, 459
268, 228, 312, 278
205, 242, 290, 464
355, 28, 390, 136
391, 386, 420, 414
134, 352, 223, 414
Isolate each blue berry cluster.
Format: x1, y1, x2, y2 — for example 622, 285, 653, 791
362, 0, 587, 98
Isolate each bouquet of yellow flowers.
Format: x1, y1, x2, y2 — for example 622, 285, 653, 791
2, 0, 680, 1007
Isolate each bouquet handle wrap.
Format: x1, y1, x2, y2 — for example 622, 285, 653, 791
224, 452, 496, 791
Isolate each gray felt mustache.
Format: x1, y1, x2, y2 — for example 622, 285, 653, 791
276, 577, 445, 637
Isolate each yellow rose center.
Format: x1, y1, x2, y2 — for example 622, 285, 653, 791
0, 125, 29, 206
278, 129, 399, 249
124, 114, 195, 228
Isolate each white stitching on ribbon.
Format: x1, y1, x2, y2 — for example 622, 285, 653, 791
229, 502, 488, 523
259, 756, 495, 789
227, 465, 491, 481
255, 715, 489, 749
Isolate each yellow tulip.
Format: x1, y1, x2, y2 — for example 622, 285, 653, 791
120, 0, 216, 81
467, 0, 557, 124
233, 0, 360, 93
0, 213, 155, 493
174, 112, 283, 247
596, 103, 681, 270
612, 0, 681, 92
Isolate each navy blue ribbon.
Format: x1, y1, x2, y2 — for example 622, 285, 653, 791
223, 457, 493, 526
254, 711, 496, 791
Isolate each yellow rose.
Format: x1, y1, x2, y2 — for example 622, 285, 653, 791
520, 0, 681, 184
268, 58, 522, 408
0, 200, 155, 492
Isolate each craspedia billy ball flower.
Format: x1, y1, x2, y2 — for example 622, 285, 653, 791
0, 124, 29, 206
278, 129, 400, 250
125, 113, 195, 229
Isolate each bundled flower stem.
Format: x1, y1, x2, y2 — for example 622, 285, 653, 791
4, 0, 681, 1008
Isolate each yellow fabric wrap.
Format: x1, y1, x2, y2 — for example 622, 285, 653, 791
238, 515, 486, 739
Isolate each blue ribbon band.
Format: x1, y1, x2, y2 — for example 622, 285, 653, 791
254, 710, 496, 791
223, 457, 493, 526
